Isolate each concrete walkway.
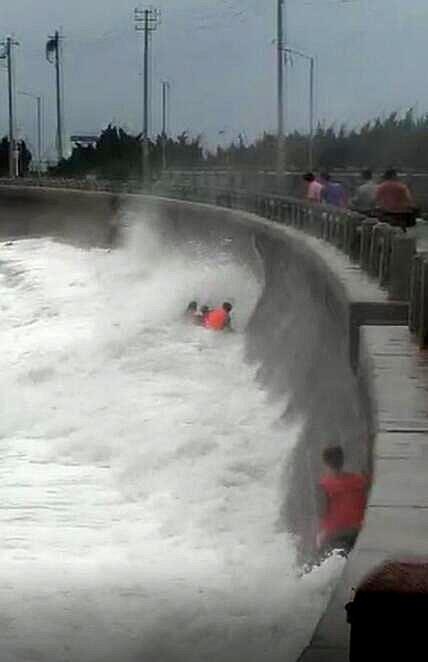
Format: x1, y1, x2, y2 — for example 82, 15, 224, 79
299, 326, 428, 661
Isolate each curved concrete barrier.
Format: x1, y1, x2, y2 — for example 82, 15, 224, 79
2, 185, 425, 660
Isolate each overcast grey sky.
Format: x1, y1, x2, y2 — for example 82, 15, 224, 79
1, 0, 427, 157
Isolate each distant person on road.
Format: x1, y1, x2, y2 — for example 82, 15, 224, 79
320, 173, 348, 208
303, 172, 323, 203
316, 445, 368, 558
204, 302, 233, 331
350, 169, 377, 214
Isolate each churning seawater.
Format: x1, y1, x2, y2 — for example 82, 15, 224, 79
0, 218, 343, 662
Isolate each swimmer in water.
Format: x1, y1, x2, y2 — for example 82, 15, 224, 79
204, 302, 233, 331
200, 305, 211, 326
185, 301, 200, 324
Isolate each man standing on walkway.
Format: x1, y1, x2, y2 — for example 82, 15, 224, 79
376, 168, 417, 229
320, 173, 348, 208
302, 172, 323, 203
350, 169, 377, 214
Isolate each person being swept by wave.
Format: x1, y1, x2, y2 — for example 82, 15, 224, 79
200, 305, 211, 326
203, 302, 233, 331
185, 301, 201, 325
316, 445, 368, 560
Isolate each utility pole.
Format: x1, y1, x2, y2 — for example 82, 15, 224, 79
161, 80, 170, 171
309, 55, 314, 171
46, 30, 64, 163
19, 91, 43, 176
277, 0, 286, 179
1, 37, 19, 177
134, 6, 161, 186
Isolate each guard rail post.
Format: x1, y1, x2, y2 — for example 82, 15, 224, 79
378, 225, 395, 288
388, 234, 417, 302
310, 207, 320, 238
409, 252, 428, 334
369, 222, 388, 278
360, 218, 378, 272
344, 216, 362, 261
334, 214, 346, 249
320, 211, 328, 240
418, 256, 428, 347
290, 203, 297, 227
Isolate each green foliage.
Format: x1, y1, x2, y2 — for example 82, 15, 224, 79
50, 125, 204, 179
208, 110, 428, 171
49, 111, 428, 177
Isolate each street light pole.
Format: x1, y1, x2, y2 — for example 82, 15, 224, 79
7, 37, 17, 177
277, 0, 286, 178
37, 95, 42, 175
1, 37, 19, 177
309, 55, 314, 171
19, 91, 43, 176
134, 6, 161, 186
161, 80, 170, 172
284, 47, 315, 171
46, 30, 65, 163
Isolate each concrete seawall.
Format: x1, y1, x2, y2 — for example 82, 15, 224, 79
0, 186, 118, 245
2, 185, 422, 659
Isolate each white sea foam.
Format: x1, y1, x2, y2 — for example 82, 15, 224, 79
0, 219, 344, 661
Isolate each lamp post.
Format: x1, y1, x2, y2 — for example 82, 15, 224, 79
277, 0, 286, 178
19, 91, 43, 176
284, 47, 315, 171
161, 80, 170, 172
279, 0, 360, 171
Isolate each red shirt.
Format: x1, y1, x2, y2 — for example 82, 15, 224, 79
319, 472, 367, 539
204, 308, 229, 331
376, 180, 413, 213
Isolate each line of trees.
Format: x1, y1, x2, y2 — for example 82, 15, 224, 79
208, 110, 428, 172
51, 125, 204, 179
46, 109, 428, 179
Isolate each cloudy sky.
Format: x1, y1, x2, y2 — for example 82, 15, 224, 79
1, 0, 427, 157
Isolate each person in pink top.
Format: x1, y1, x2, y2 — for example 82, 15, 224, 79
303, 172, 323, 203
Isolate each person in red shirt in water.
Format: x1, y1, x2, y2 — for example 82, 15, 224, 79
316, 445, 368, 557
204, 302, 233, 331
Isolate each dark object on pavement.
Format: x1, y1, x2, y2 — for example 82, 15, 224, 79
346, 559, 428, 661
